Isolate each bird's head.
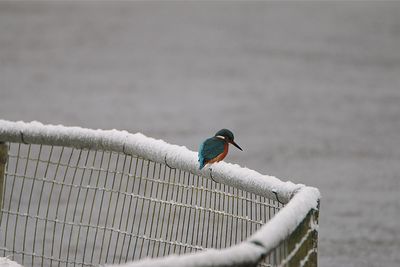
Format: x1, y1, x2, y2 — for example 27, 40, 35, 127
214, 129, 243, 151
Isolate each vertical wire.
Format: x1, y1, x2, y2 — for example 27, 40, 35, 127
4, 143, 21, 260
189, 171, 200, 252
220, 183, 227, 249
176, 171, 189, 254
153, 163, 169, 257
152, 163, 167, 257
258, 195, 263, 232
128, 158, 146, 261
240, 191, 245, 241
90, 151, 113, 265
171, 169, 184, 254
190, 172, 201, 251
105, 153, 129, 262
74, 150, 98, 265
83, 151, 106, 263
137, 160, 155, 259
121, 156, 140, 262
248, 192, 252, 238
0, 143, 10, 258
98, 153, 121, 263
59, 149, 83, 266
149, 162, 163, 258
200, 175, 209, 249
124, 157, 145, 261
252, 193, 256, 236
140, 160, 158, 259
215, 183, 222, 249
225, 185, 232, 249
255, 195, 261, 234
12, 144, 31, 264
42, 146, 65, 266
189, 174, 200, 253
230, 185, 236, 247
217, 183, 224, 249
168, 168, 183, 255
183, 172, 196, 253
268, 199, 276, 263
229, 185, 235, 248
209, 179, 217, 248
0, 143, 12, 226
234, 187, 240, 246
160, 164, 174, 257
196, 174, 206, 251
164, 169, 176, 255
110, 153, 130, 263
53, 147, 74, 267
67, 149, 92, 266
219, 182, 226, 249
147, 163, 157, 258
210, 178, 217, 248
114, 154, 135, 264
203, 178, 211, 249
164, 166, 176, 255
114, 155, 135, 264
132, 159, 151, 260
210, 180, 217, 248
22, 144, 43, 265
32, 145, 54, 266
81, 150, 105, 264
55, 147, 77, 265
241, 190, 247, 243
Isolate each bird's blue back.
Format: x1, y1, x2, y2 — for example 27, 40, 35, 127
198, 137, 225, 169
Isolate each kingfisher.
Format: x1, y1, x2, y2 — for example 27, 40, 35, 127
198, 129, 242, 170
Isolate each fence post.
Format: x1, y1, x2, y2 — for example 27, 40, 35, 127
309, 201, 320, 267
286, 203, 320, 267
0, 142, 7, 221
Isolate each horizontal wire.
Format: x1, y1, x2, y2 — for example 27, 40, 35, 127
3, 173, 267, 225
0, 246, 95, 267
4, 143, 310, 267
7, 154, 279, 209
1, 210, 205, 251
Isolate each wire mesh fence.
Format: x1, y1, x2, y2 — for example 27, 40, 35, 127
0, 143, 281, 266
0, 120, 319, 267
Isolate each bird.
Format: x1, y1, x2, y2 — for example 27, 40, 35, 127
198, 129, 242, 170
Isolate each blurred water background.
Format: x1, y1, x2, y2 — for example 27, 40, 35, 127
0, 2, 399, 266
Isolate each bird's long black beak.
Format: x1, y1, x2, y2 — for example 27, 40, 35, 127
231, 140, 243, 151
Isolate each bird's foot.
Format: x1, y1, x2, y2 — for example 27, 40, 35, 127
209, 168, 217, 183
164, 154, 176, 170
272, 189, 284, 205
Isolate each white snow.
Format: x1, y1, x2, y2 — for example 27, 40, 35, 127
248, 186, 320, 250
0, 119, 306, 203
0, 258, 23, 267
107, 187, 320, 267
0, 119, 321, 267
106, 242, 265, 267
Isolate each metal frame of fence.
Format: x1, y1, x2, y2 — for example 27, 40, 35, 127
0, 120, 320, 267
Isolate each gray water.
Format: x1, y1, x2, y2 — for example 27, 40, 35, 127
0, 2, 399, 266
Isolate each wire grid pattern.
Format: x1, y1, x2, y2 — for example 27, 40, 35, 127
0, 142, 282, 267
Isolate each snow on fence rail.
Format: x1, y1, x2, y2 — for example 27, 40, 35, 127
0, 120, 320, 267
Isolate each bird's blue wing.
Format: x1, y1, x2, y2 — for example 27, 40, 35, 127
198, 137, 225, 169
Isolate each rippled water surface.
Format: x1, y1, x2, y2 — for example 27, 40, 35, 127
1, 2, 400, 266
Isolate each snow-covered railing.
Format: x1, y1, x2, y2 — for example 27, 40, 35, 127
0, 120, 320, 267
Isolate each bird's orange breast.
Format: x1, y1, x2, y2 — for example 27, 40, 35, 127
207, 142, 229, 164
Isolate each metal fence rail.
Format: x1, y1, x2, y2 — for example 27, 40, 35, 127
0, 120, 320, 267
